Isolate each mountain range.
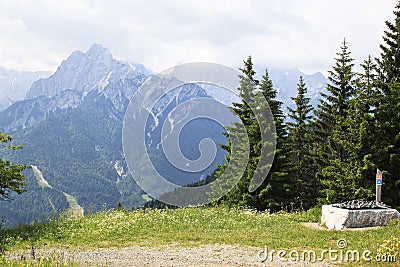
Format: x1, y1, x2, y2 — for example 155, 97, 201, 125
0, 67, 51, 111
0, 44, 327, 227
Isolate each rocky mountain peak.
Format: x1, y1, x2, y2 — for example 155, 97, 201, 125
87, 44, 111, 58
25, 44, 148, 100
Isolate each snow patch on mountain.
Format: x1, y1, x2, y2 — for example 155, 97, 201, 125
97, 71, 114, 90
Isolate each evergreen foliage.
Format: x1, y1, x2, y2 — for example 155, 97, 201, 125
212, 56, 260, 207
312, 39, 357, 204
212, 57, 293, 211
286, 76, 316, 209
373, 2, 400, 206
252, 68, 293, 211
0, 132, 28, 200
341, 56, 380, 200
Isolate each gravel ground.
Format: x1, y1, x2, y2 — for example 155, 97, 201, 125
7, 244, 337, 267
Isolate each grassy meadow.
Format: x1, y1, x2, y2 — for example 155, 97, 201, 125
0, 207, 399, 266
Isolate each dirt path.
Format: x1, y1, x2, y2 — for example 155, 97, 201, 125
7, 244, 336, 266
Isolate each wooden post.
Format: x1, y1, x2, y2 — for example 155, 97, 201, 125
376, 169, 382, 203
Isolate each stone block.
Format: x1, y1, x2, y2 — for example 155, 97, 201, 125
321, 205, 400, 230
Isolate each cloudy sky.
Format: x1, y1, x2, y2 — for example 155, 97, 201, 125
0, 0, 397, 75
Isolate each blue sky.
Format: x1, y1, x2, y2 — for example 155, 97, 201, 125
0, 0, 397, 74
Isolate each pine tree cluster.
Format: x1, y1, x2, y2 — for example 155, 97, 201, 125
211, 2, 400, 211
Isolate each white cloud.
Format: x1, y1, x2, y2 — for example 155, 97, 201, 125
0, 0, 397, 74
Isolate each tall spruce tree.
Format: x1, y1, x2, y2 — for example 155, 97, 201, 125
252, 68, 293, 211
287, 76, 316, 209
313, 39, 356, 203
212, 58, 294, 211
374, 1, 400, 207
212, 56, 260, 207
377, 1, 400, 87
341, 56, 380, 200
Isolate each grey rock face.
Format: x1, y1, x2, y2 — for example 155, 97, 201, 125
0, 44, 151, 132
0, 90, 83, 133
25, 44, 149, 99
0, 66, 51, 111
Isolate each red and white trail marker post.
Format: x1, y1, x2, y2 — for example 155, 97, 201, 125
376, 169, 383, 203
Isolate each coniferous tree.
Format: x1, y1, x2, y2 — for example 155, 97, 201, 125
313, 39, 356, 203
374, 1, 400, 207
253, 68, 293, 211
0, 131, 28, 200
212, 58, 294, 211
377, 1, 400, 87
212, 56, 260, 207
341, 56, 380, 200
287, 76, 316, 208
